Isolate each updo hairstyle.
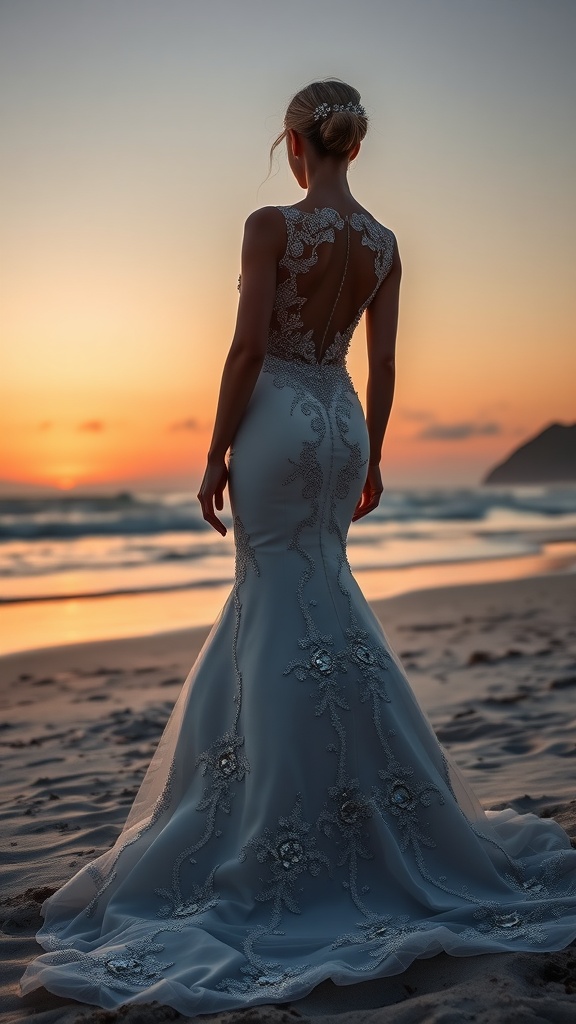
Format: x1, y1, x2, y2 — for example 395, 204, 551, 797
269, 79, 368, 172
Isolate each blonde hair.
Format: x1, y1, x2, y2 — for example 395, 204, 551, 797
269, 79, 368, 173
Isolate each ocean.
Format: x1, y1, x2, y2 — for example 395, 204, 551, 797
1, 485, 575, 655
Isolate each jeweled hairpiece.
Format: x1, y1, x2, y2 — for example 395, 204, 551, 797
313, 101, 367, 122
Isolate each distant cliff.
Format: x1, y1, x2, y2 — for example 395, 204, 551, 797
483, 422, 576, 485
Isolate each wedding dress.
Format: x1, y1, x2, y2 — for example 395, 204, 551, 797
20, 206, 576, 1015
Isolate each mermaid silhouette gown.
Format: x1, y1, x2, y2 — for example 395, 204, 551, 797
21, 206, 576, 1014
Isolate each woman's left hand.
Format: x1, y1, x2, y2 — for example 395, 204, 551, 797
197, 460, 229, 536
352, 464, 383, 522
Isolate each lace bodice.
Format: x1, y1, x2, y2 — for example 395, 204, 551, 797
263, 205, 395, 367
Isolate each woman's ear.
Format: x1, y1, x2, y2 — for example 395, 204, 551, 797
288, 128, 302, 158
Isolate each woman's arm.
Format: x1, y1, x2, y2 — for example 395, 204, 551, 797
197, 207, 281, 535
352, 237, 402, 522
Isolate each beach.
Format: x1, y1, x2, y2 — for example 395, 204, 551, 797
2, 484, 576, 658
1, 571, 576, 1023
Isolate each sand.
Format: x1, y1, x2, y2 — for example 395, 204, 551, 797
1, 572, 575, 1023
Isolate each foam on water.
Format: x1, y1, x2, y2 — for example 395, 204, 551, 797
0, 486, 575, 605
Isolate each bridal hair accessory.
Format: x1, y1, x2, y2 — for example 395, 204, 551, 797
313, 101, 367, 122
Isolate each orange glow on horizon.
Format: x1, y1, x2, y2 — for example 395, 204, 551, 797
2, 2, 575, 494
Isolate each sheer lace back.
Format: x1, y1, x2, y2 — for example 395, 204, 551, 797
267, 206, 395, 366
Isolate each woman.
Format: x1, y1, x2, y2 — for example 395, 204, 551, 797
21, 79, 576, 1016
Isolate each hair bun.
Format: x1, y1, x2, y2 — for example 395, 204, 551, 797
268, 79, 369, 176
318, 109, 366, 157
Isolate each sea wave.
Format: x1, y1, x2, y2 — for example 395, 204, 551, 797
0, 491, 210, 540
1, 486, 575, 542
0, 486, 575, 605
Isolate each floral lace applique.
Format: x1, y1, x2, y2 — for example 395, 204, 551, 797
155, 865, 219, 920
504, 850, 576, 900
319, 780, 374, 857
37, 929, 180, 992
240, 794, 331, 911
266, 206, 395, 367
373, 760, 445, 853
234, 514, 260, 587
460, 899, 564, 944
333, 391, 367, 498
332, 912, 436, 969
217, 797, 330, 995
216, 961, 307, 998
263, 352, 356, 411
345, 624, 392, 705
151, 521, 258, 924
102, 929, 179, 988
196, 729, 250, 812
317, 780, 374, 914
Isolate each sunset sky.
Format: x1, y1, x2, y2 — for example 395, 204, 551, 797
1, 0, 575, 492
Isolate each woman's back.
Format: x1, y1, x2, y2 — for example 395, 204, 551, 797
264, 204, 396, 366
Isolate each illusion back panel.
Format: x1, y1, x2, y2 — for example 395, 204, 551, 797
267, 206, 396, 366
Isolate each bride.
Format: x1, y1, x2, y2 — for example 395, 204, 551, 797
21, 78, 576, 1016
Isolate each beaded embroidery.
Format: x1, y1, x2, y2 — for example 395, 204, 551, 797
504, 851, 576, 900
332, 913, 437, 968
216, 962, 307, 998
263, 352, 356, 411
36, 929, 179, 992
459, 900, 565, 944
81, 520, 259, 926
240, 795, 331, 908
155, 866, 219, 920
373, 760, 445, 853
151, 519, 258, 926
266, 206, 395, 366
216, 797, 330, 994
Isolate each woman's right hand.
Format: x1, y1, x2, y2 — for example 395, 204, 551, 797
352, 464, 383, 522
197, 459, 229, 536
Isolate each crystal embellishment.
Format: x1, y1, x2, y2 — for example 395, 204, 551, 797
105, 957, 143, 976
277, 839, 305, 869
352, 643, 375, 666
493, 912, 522, 929
311, 648, 334, 674
390, 783, 414, 809
338, 792, 371, 826
256, 973, 284, 986
313, 101, 367, 121
173, 902, 199, 917
217, 749, 238, 778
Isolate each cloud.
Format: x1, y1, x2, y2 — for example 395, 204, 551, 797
398, 407, 434, 422
78, 420, 105, 432
419, 421, 501, 441
168, 418, 199, 432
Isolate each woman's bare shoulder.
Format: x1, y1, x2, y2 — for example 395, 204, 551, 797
240, 207, 287, 258
243, 205, 286, 230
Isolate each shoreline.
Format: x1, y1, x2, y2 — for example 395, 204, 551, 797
3, 542, 576, 609
1, 541, 575, 658
3, 532, 576, 607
